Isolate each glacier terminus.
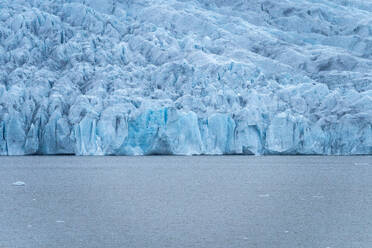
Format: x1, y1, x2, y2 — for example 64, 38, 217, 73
0, 0, 371, 155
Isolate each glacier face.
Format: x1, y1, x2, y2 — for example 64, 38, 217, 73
0, 0, 371, 155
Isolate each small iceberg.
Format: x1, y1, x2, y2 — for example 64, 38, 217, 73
12, 181, 26, 186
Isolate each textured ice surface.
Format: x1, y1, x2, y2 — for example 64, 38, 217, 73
0, 0, 371, 155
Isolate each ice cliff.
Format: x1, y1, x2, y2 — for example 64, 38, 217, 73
0, 0, 371, 155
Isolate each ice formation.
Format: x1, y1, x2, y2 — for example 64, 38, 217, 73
0, 0, 371, 155
12, 181, 26, 186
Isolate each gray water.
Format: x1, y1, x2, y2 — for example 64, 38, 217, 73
0, 156, 371, 248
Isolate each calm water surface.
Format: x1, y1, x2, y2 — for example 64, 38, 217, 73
0, 156, 371, 248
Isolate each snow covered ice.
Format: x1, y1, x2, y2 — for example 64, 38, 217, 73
0, 0, 371, 155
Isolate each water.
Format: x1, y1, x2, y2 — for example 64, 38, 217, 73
0, 156, 371, 248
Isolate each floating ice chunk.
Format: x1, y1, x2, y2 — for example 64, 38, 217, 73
354, 162, 369, 166
312, 195, 325, 199
12, 181, 25, 186
259, 194, 270, 198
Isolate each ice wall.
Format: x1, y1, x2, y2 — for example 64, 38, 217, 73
0, 0, 371, 155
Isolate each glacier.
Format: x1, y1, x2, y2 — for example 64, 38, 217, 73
0, 0, 371, 155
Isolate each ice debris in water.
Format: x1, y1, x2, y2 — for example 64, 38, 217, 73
312, 195, 325, 199
259, 194, 270, 198
12, 181, 26, 186
0, 0, 371, 156
354, 162, 369, 166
